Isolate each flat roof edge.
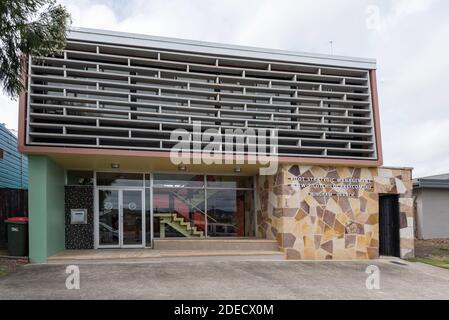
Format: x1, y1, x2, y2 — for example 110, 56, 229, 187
381, 166, 414, 171
413, 179, 449, 189
68, 27, 377, 70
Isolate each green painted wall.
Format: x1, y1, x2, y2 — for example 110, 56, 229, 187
28, 156, 47, 262
28, 155, 65, 263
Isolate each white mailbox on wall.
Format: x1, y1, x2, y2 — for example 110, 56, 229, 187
71, 209, 87, 225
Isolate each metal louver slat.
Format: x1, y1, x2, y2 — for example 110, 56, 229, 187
26, 35, 377, 160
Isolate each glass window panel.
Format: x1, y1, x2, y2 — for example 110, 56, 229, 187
207, 189, 255, 237
122, 190, 143, 245
145, 174, 151, 188
96, 172, 143, 187
206, 175, 253, 189
145, 189, 151, 246
153, 174, 204, 188
152, 188, 205, 238
98, 190, 119, 245
67, 170, 94, 186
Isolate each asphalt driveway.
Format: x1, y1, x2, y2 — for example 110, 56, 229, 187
1, 257, 449, 300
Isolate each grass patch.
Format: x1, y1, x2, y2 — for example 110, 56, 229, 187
436, 245, 449, 252
0, 265, 8, 277
409, 256, 449, 270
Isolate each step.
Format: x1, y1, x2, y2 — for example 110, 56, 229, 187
47, 250, 285, 264
153, 239, 280, 251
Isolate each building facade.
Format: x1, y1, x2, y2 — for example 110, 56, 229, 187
0, 123, 28, 189
414, 174, 449, 240
18, 28, 414, 262
0, 124, 28, 246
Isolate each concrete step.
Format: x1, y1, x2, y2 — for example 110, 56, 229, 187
47, 250, 285, 264
153, 239, 280, 251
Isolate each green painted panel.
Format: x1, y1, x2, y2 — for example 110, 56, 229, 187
28, 156, 47, 263
28, 155, 65, 263
45, 158, 65, 257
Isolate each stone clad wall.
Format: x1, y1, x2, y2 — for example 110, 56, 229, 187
256, 166, 414, 260
65, 186, 94, 249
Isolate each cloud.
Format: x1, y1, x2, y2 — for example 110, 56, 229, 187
0, 94, 18, 131
392, 0, 439, 17
1, 0, 448, 177
63, 0, 118, 29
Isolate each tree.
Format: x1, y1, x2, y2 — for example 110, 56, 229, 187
0, 0, 71, 99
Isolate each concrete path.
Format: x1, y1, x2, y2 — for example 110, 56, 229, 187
1, 257, 449, 300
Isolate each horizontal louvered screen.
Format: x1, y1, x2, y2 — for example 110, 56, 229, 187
26, 39, 377, 159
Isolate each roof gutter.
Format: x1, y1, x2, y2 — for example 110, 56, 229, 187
413, 179, 449, 189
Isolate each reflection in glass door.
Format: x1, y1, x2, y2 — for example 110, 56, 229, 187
122, 190, 143, 246
97, 189, 145, 248
98, 190, 119, 246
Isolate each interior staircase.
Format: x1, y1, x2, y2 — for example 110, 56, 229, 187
154, 213, 204, 238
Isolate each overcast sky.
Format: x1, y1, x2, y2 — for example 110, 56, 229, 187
1, 0, 448, 178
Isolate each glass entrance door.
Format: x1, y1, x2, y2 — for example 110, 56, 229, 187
97, 188, 145, 248
98, 189, 120, 246
122, 190, 144, 247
